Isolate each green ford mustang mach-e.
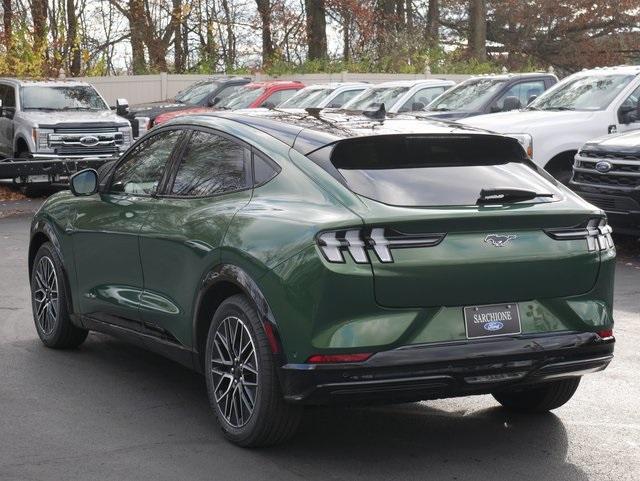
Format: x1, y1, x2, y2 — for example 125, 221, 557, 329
29, 110, 615, 447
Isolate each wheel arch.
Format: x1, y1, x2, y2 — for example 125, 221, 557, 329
544, 150, 578, 174
14, 135, 30, 156
192, 264, 282, 372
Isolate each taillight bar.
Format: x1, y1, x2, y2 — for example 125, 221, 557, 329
307, 353, 372, 363
317, 228, 446, 264
545, 217, 614, 252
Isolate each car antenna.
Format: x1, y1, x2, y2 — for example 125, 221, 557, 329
362, 103, 386, 120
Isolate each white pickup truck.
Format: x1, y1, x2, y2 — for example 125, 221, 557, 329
460, 65, 640, 182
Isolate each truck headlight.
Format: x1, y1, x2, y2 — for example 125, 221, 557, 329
505, 133, 533, 158
32, 128, 53, 150
118, 126, 133, 148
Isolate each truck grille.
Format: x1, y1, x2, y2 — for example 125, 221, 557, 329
49, 124, 125, 157
573, 152, 640, 188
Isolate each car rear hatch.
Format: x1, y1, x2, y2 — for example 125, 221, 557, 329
315, 134, 610, 308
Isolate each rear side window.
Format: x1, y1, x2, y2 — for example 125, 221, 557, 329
253, 153, 279, 186
171, 130, 250, 197
327, 136, 558, 207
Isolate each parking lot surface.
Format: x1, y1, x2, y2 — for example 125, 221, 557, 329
1, 211, 639, 481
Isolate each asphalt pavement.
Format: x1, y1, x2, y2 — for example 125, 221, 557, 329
1, 211, 639, 481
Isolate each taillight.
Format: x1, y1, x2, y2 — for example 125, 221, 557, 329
306, 353, 372, 363
317, 228, 445, 264
596, 329, 614, 340
545, 217, 614, 252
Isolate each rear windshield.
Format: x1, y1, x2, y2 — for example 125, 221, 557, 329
318, 136, 558, 207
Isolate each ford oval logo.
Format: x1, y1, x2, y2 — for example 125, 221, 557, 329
483, 321, 504, 332
79, 135, 100, 147
595, 161, 613, 173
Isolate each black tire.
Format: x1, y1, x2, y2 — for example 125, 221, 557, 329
204, 294, 302, 447
31, 242, 88, 349
492, 377, 581, 413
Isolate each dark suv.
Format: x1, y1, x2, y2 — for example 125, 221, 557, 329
571, 130, 640, 236
418, 73, 557, 121
123, 76, 250, 138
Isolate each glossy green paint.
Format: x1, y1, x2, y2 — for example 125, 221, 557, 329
30, 115, 616, 367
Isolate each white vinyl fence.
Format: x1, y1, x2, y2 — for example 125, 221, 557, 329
78, 72, 474, 105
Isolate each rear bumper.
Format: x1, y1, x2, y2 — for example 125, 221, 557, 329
279, 332, 614, 404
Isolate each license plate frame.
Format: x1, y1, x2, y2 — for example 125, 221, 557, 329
463, 303, 522, 339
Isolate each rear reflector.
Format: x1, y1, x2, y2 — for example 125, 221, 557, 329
597, 329, 614, 339
306, 353, 372, 364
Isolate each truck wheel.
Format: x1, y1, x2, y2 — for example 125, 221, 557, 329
492, 377, 581, 412
31, 242, 89, 349
204, 294, 302, 447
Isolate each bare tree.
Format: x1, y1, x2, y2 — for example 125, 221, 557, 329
304, 0, 327, 60
468, 0, 486, 60
255, 0, 274, 64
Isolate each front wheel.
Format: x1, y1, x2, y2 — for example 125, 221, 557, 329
31, 242, 88, 348
492, 377, 581, 412
204, 294, 302, 447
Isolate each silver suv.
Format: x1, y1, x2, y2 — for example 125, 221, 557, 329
0, 78, 132, 160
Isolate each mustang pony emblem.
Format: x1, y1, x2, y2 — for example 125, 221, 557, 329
484, 234, 517, 247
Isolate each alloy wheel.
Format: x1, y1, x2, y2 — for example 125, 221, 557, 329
210, 316, 259, 428
33, 256, 59, 335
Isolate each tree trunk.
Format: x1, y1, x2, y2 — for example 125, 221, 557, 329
66, 0, 81, 75
221, 0, 236, 69
304, 0, 327, 60
30, 0, 48, 54
342, 6, 351, 62
255, 0, 273, 65
172, 0, 184, 72
468, 0, 486, 61
3, 0, 12, 51
426, 0, 438, 44
129, 0, 147, 73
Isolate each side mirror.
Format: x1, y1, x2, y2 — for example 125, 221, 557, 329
527, 95, 538, 104
116, 98, 129, 116
618, 102, 640, 124
502, 96, 522, 111
209, 96, 221, 107
70, 169, 98, 196
411, 101, 426, 111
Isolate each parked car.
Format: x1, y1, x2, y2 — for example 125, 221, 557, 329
571, 129, 640, 236
30, 109, 615, 447
152, 80, 304, 126
123, 76, 251, 138
341, 79, 455, 113
418, 72, 557, 120
0, 78, 133, 194
460, 65, 640, 183
278, 82, 368, 109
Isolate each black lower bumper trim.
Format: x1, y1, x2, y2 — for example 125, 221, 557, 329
280, 332, 614, 404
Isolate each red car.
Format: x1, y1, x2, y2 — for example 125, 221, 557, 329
154, 80, 304, 125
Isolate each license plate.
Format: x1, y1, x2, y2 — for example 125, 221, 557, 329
464, 303, 521, 339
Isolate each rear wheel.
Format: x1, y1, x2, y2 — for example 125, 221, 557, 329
492, 377, 581, 412
204, 294, 302, 447
31, 242, 88, 348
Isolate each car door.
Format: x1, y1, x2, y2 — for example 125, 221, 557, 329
615, 84, 640, 134
72, 128, 185, 326
0, 84, 15, 157
138, 127, 254, 345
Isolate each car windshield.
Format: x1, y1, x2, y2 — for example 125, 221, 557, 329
279, 88, 333, 108
217, 86, 264, 109
21, 85, 108, 110
345, 86, 410, 111
174, 81, 218, 104
530, 74, 634, 111
426, 78, 507, 112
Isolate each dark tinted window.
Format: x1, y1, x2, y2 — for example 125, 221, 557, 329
253, 153, 278, 185
0, 85, 15, 108
329, 136, 559, 207
110, 130, 182, 195
171, 130, 250, 196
